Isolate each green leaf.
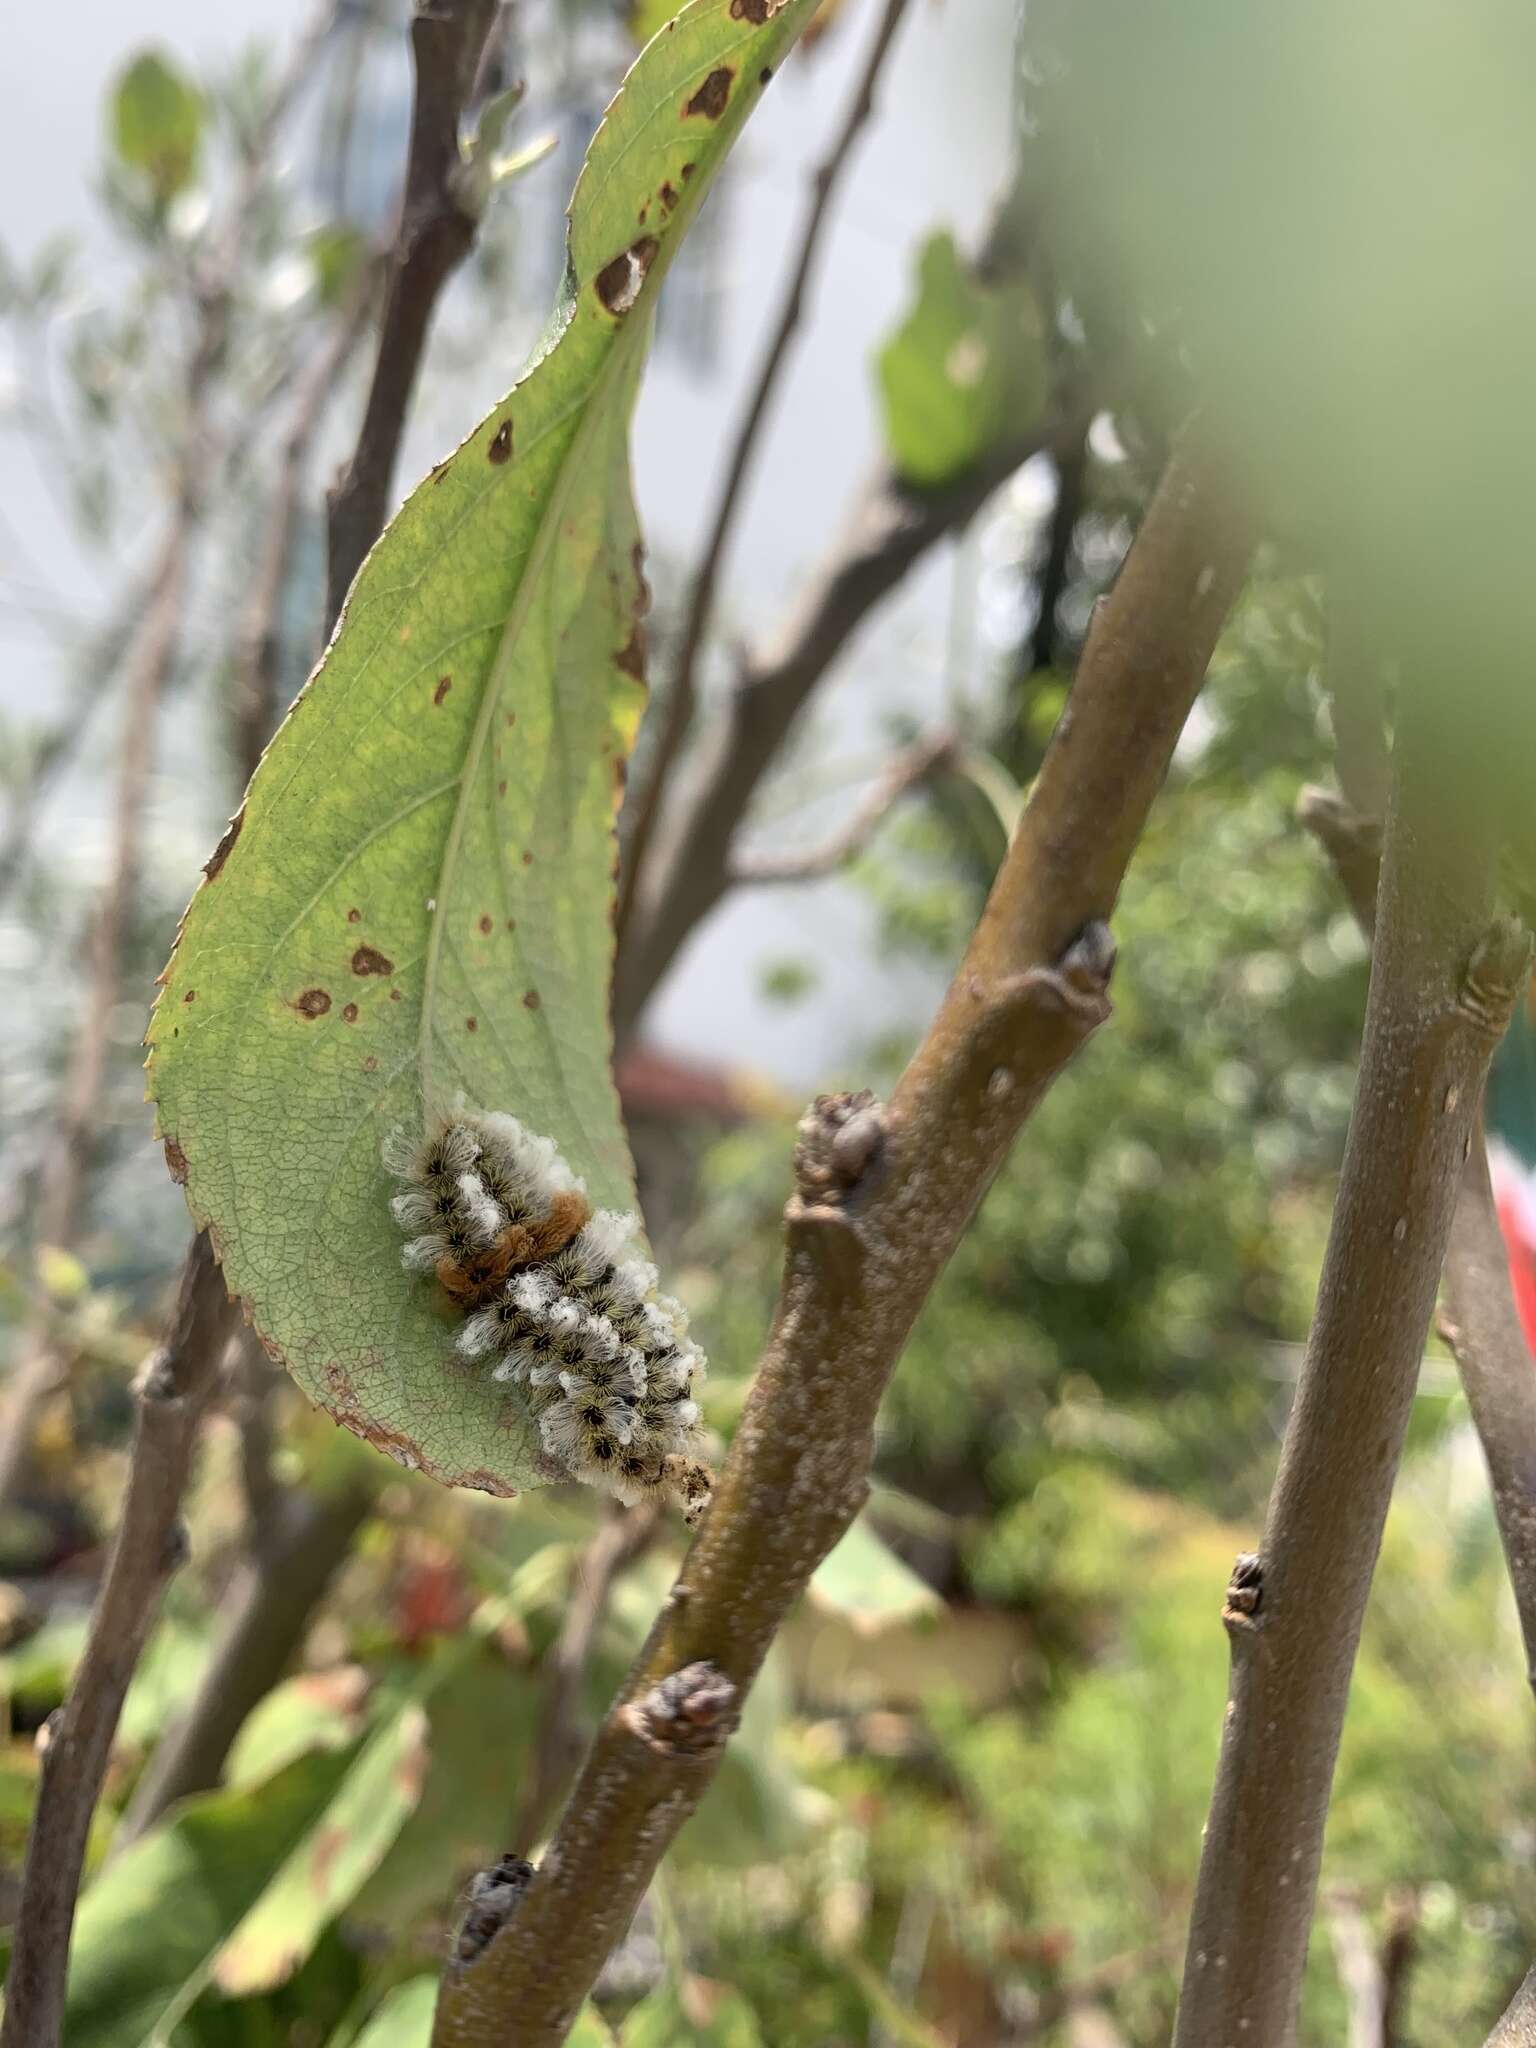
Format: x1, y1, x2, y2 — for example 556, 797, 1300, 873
876, 231, 1047, 487
349, 1977, 438, 2048
64, 1747, 357, 2048
145, 0, 818, 1497
213, 1697, 430, 1995
807, 1514, 942, 1633
110, 50, 205, 203
623, 1980, 765, 2047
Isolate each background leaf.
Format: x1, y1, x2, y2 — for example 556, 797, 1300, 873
876, 230, 1046, 486
111, 50, 205, 203
145, 0, 818, 1497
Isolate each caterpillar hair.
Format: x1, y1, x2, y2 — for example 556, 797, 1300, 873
385, 1109, 712, 1522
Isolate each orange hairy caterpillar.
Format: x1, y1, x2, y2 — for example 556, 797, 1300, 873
385, 1109, 712, 1521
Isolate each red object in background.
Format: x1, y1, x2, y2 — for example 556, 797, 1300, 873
1494, 1185, 1536, 1356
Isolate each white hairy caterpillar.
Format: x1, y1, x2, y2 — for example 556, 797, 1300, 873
384, 1109, 712, 1521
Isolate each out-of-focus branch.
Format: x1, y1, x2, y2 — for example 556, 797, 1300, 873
116, 1471, 376, 1842
0, 1239, 231, 2048
511, 1502, 662, 1855
615, 409, 1080, 1039
1174, 696, 1530, 2048
617, 0, 916, 942
728, 730, 954, 885
1327, 1888, 1385, 2048
1028, 422, 1089, 674
432, 444, 1251, 2048
1299, 783, 1536, 1688
325, 0, 499, 622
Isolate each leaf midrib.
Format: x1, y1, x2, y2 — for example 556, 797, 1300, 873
417, 320, 640, 1111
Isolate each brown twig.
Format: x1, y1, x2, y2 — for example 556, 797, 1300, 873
0, 1239, 231, 2048
430, 443, 1251, 2047
1298, 784, 1536, 1688
325, 0, 499, 623
510, 1502, 662, 1855
1172, 694, 1531, 2048
614, 411, 1080, 1039
615, 0, 916, 943
727, 730, 955, 885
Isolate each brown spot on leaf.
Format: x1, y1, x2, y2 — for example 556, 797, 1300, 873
389, 988, 402, 1002
521, 850, 533, 867
684, 67, 733, 119
347, 907, 361, 923
489, 418, 513, 463
505, 711, 516, 728
616, 623, 647, 681
637, 202, 649, 225
523, 989, 541, 1010
681, 161, 696, 180
363, 1054, 379, 1071
342, 1002, 359, 1023
498, 779, 508, 797
659, 181, 679, 214
466, 1016, 478, 1032
595, 236, 659, 316
730, 0, 777, 17
478, 914, 493, 935
293, 988, 332, 1018
204, 809, 244, 882
760, 65, 773, 85
505, 917, 516, 932
163, 1137, 189, 1184
352, 945, 394, 977
182, 988, 196, 1004
433, 675, 452, 706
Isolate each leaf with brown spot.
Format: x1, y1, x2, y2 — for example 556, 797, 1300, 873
144, 0, 819, 1497
684, 65, 733, 117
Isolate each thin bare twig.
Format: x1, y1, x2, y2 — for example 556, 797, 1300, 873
431, 443, 1252, 2047
325, 0, 499, 622
616, 0, 916, 942
1173, 695, 1531, 2048
511, 1502, 662, 1855
728, 730, 954, 885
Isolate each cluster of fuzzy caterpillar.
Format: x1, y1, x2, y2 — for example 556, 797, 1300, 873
384, 1110, 711, 1521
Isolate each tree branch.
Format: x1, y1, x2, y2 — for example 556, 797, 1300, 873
325, 0, 499, 623
1173, 697, 1531, 2048
0, 1239, 231, 2048
431, 443, 1251, 2048
616, 0, 916, 942
727, 729, 954, 885
614, 410, 1079, 1039
1299, 784, 1536, 1686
